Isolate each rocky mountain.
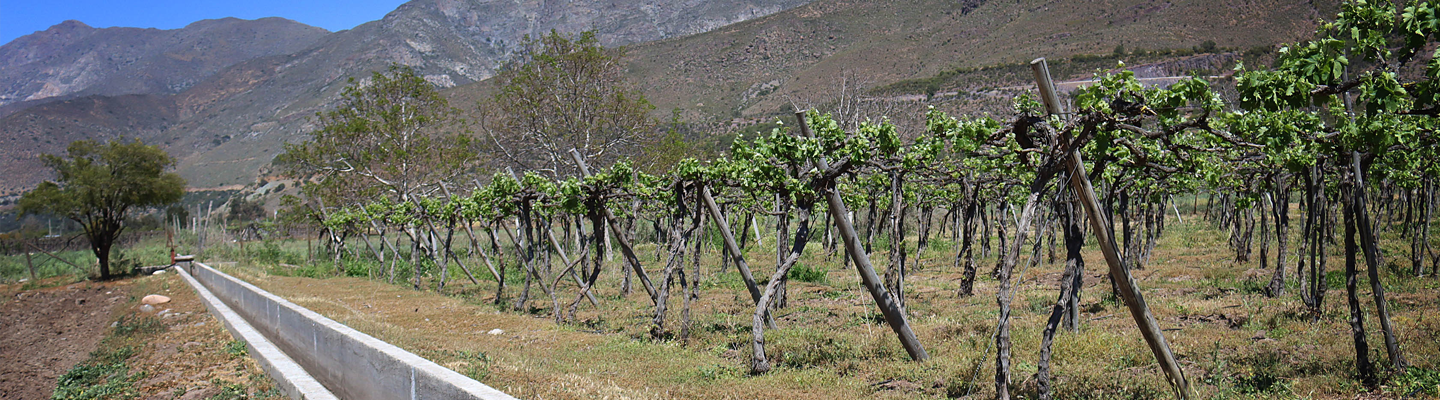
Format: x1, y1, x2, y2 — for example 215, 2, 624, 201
0, 0, 812, 194
0, 18, 329, 111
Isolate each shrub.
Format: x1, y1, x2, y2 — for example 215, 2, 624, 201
787, 263, 826, 283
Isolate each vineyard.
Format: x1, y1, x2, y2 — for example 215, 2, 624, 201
233, 2, 1440, 399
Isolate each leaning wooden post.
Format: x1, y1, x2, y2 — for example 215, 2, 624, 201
700, 184, 774, 328
24, 240, 86, 274
795, 111, 929, 362
23, 241, 37, 282
568, 149, 659, 304
1032, 57, 1190, 399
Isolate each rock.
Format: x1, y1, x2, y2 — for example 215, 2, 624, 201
141, 294, 171, 305
74, 298, 86, 306
487, 329, 504, 335
1250, 330, 1267, 340
140, 304, 155, 313
152, 269, 166, 275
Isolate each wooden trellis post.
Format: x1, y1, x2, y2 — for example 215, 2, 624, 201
1031, 57, 1190, 400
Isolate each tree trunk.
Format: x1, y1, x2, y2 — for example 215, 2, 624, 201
680, 204, 705, 341
92, 229, 114, 279
654, 184, 698, 340
957, 196, 980, 297
1352, 152, 1406, 370
994, 182, 1048, 400
750, 204, 814, 373
1037, 197, 1084, 400
1343, 182, 1378, 388
1267, 179, 1291, 297
885, 170, 907, 308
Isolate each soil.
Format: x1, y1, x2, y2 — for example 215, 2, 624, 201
0, 280, 122, 400
0, 272, 280, 400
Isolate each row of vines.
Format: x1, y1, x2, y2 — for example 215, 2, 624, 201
281, 2, 1440, 399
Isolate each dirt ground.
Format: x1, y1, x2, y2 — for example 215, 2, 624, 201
0, 272, 280, 400
0, 280, 123, 399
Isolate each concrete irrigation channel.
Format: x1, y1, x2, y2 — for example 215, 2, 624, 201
177, 262, 519, 400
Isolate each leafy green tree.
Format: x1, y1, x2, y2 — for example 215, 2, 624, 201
18, 139, 185, 279
1230, 0, 1440, 384
483, 30, 657, 177
279, 64, 474, 205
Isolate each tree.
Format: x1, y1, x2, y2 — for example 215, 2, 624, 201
227, 197, 266, 222
18, 139, 185, 279
165, 205, 190, 228
1230, 0, 1440, 382
278, 64, 473, 206
483, 30, 657, 177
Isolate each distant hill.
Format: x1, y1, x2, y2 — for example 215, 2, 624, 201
0, 0, 811, 195
0, 18, 329, 112
618, 0, 1336, 121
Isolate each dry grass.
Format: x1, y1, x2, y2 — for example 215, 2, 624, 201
218, 208, 1439, 399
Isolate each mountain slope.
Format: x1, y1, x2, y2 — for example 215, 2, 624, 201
159, 0, 813, 188
621, 0, 1334, 119
0, 18, 329, 111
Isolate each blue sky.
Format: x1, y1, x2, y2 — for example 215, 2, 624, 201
1, 0, 409, 45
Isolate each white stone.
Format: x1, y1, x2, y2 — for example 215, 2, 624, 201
141, 294, 171, 305
487, 329, 504, 335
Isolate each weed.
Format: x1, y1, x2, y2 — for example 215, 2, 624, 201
248, 241, 306, 265
771, 328, 855, 368
1231, 350, 1292, 396
52, 362, 141, 400
787, 263, 827, 283
1324, 269, 1347, 290
113, 314, 166, 337
224, 340, 248, 358
1387, 367, 1440, 397
1237, 278, 1267, 295
205, 384, 248, 400
695, 363, 741, 380
90, 346, 136, 365
1026, 295, 1054, 314
342, 259, 376, 277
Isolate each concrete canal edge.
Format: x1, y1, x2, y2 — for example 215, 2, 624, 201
179, 262, 519, 400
